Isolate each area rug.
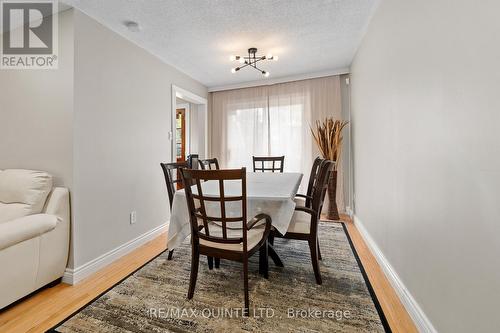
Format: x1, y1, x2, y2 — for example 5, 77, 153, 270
51, 223, 390, 333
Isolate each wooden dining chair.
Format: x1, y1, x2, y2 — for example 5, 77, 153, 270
271, 160, 334, 285
160, 161, 189, 260
180, 168, 272, 314
295, 157, 324, 208
198, 158, 220, 170
252, 156, 285, 173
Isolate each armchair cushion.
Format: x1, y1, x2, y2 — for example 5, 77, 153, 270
0, 169, 52, 223
287, 210, 311, 234
199, 222, 267, 252
293, 197, 306, 207
0, 214, 57, 251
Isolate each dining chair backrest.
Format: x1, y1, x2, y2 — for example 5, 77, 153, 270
160, 161, 189, 208
305, 157, 324, 207
180, 168, 250, 251
310, 160, 335, 220
198, 158, 220, 170
252, 156, 285, 173
186, 154, 199, 169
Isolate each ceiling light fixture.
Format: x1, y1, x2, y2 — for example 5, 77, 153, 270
230, 47, 278, 77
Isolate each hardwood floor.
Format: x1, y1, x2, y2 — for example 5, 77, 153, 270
0, 234, 167, 333
0, 219, 417, 333
339, 215, 418, 333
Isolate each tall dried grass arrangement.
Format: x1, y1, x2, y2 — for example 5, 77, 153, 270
311, 118, 348, 170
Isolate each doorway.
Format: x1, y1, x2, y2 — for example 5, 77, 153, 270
171, 85, 208, 164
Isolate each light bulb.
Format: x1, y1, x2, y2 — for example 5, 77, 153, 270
266, 54, 273, 60
273, 55, 279, 61
263, 71, 270, 77
239, 57, 245, 64
231, 68, 237, 73
229, 55, 236, 61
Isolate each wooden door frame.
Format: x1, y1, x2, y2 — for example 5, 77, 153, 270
170, 85, 208, 163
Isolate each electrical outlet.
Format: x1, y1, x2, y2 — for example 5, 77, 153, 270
130, 211, 137, 224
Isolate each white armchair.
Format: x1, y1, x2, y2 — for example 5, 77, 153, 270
0, 169, 70, 309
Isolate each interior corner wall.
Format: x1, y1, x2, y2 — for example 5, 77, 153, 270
72, 10, 207, 268
0, 10, 74, 188
350, 0, 500, 332
339, 74, 352, 213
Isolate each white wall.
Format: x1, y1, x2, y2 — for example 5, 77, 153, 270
189, 104, 207, 159
0, 10, 74, 187
72, 11, 207, 267
350, 1, 500, 332
1, 8, 207, 271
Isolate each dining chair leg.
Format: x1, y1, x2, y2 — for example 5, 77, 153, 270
207, 256, 214, 270
167, 249, 174, 260
214, 257, 220, 268
259, 241, 269, 279
308, 238, 322, 285
188, 245, 200, 299
243, 256, 250, 316
317, 238, 322, 261
263, 241, 269, 279
259, 244, 264, 276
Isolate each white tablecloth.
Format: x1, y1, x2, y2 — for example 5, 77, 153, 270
167, 172, 303, 250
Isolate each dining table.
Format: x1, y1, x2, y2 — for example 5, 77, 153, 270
167, 172, 303, 265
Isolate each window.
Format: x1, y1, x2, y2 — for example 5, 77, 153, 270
225, 98, 306, 176
210, 76, 342, 193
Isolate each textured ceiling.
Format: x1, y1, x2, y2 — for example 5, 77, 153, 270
63, 0, 378, 89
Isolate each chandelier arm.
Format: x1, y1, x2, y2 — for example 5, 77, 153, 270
238, 63, 251, 70
252, 65, 265, 72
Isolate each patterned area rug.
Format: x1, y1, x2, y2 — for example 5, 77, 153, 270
52, 223, 389, 333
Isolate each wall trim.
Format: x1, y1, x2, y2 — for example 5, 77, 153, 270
62, 223, 168, 285
353, 215, 437, 333
208, 67, 350, 92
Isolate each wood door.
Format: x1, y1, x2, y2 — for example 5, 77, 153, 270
175, 109, 186, 189
176, 108, 186, 162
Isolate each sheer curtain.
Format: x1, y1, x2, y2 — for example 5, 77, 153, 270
209, 75, 345, 211
211, 85, 269, 169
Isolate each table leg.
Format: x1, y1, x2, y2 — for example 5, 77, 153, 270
268, 243, 284, 267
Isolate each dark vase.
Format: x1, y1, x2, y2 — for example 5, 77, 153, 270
327, 170, 339, 220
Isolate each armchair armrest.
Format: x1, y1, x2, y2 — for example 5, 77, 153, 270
0, 214, 57, 251
294, 206, 318, 216
43, 187, 70, 224
247, 213, 272, 230
295, 194, 312, 208
247, 213, 272, 249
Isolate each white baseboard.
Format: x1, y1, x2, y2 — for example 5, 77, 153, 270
345, 206, 354, 218
353, 215, 437, 333
62, 223, 168, 285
